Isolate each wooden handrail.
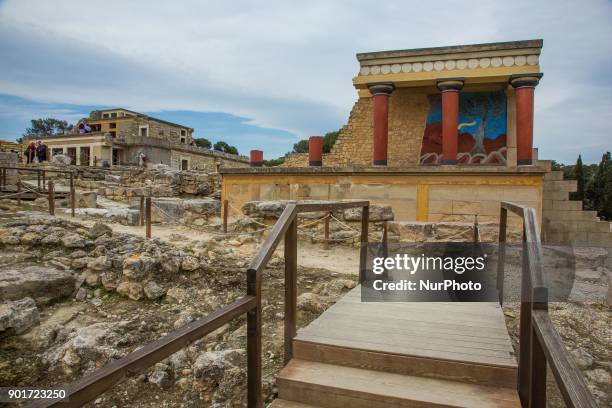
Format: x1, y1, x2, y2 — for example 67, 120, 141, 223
27, 296, 256, 408
532, 310, 597, 408
245, 200, 369, 406
27, 200, 369, 408
248, 204, 298, 274
498, 201, 597, 408
0, 166, 75, 175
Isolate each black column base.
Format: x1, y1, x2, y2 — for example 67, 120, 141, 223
250, 162, 263, 167
517, 159, 533, 165
309, 160, 322, 166
373, 159, 387, 166
441, 159, 458, 165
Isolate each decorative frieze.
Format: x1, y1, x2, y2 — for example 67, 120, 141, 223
359, 55, 539, 76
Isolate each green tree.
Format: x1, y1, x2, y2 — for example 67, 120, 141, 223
213, 141, 239, 155
23, 118, 72, 138
322, 130, 340, 153
586, 152, 612, 220
292, 139, 308, 153
263, 157, 286, 167
193, 138, 212, 149
570, 155, 585, 205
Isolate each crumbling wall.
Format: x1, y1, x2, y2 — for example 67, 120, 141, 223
283, 89, 428, 167
0, 152, 18, 183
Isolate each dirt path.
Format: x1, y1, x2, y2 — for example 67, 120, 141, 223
55, 213, 360, 275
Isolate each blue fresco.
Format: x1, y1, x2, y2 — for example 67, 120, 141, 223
420, 91, 508, 164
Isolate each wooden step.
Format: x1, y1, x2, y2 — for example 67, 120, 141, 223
277, 359, 520, 408
293, 339, 516, 388
271, 399, 320, 408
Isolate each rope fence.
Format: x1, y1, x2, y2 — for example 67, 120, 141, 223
145, 199, 388, 245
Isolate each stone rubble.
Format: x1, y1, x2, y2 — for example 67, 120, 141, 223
0, 214, 358, 406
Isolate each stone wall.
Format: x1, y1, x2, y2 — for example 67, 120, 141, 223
282, 89, 429, 167
221, 168, 546, 235
280, 153, 308, 167
115, 135, 249, 171
0, 152, 19, 183
113, 118, 193, 145
541, 169, 612, 246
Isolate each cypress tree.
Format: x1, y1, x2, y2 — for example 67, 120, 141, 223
586, 152, 612, 220
573, 154, 585, 206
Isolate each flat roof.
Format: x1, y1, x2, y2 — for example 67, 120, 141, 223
89, 108, 194, 131
357, 39, 543, 61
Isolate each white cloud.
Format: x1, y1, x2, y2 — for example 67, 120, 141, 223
0, 0, 611, 162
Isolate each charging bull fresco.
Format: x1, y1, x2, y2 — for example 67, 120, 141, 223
420, 91, 507, 164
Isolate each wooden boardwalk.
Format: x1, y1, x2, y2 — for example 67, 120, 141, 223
274, 286, 520, 407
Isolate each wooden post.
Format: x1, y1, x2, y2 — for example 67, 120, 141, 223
223, 199, 229, 233
324, 213, 330, 250
139, 196, 145, 227
17, 181, 21, 206
473, 214, 479, 243
42, 170, 46, 192
246, 268, 262, 407
382, 220, 388, 245
48, 180, 55, 215
145, 197, 152, 239
1, 168, 5, 189
37, 169, 41, 190
70, 173, 75, 217
529, 320, 547, 407
518, 221, 532, 404
497, 207, 507, 305
284, 219, 298, 365
359, 205, 369, 283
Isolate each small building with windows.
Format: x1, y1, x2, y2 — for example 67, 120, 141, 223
21, 108, 249, 171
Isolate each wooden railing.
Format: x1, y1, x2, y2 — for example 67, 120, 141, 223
27, 200, 369, 408
0, 166, 76, 217
497, 202, 597, 408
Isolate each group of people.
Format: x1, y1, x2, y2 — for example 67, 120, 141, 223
24, 141, 48, 164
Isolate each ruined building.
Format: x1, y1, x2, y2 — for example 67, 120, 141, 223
22, 108, 249, 171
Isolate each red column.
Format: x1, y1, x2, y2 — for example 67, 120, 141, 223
368, 83, 394, 166
437, 78, 464, 164
510, 73, 543, 165
308, 136, 323, 166
250, 150, 263, 167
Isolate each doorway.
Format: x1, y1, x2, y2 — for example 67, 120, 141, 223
181, 159, 189, 170
80, 147, 91, 166
112, 148, 119, 165
66, 147, 77, 165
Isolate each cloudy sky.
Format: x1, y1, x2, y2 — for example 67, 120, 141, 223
0, 0, 610, 162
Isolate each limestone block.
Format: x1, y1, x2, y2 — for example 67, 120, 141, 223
452, 201, 482, 215
0, 266, 75, 305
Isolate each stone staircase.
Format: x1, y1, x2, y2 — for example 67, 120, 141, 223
542, 169, 612, 246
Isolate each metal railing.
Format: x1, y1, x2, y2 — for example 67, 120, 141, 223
497, 201, 597, 408
27, 200, 370, 408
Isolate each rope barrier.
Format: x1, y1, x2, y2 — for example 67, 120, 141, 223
227, 202, 272, 228
0, 181, 44, 199
150, 201, 272, 237
329, 213, 383, 241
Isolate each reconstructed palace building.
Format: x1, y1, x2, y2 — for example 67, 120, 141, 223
221, 40, 612, 246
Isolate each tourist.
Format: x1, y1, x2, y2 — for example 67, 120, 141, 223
138, 151, 147, 167
36, 141, 47, 163
26, 142, 36, 164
